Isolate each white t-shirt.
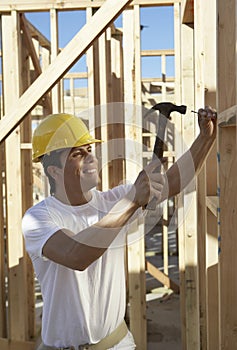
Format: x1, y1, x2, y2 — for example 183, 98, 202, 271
22, 184, 137, 348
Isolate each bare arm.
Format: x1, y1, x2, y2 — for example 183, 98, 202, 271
42, 197, 139, 271
163, 106, 217, 199
42, 159, 166, 270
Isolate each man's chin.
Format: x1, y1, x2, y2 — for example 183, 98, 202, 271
81, 176, 101, 191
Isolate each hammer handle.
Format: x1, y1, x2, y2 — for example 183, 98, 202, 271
146, 115, 167, 210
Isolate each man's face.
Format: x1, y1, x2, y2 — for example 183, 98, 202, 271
60, 145, 99, 194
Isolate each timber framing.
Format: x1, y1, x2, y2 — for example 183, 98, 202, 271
181, 0, 194, 25
1, 0, 237, 349
0, 0, 132, 142
0, 2, 182, 349
0, 0, 181, 13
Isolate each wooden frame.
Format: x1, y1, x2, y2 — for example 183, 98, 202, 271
3, 0, 237, 349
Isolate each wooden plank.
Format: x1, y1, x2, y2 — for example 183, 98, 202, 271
217, 1, 237, 114
206, 208, 219, 350
86, 7, 108, 192
20, 14, 43, 75
109, 31, 125, 187
202, 1, 218, 348
217, 1, 237, 348
219, 126, 237, 349
20, 33, 35, 341
0, 0, 132, 143
181, 0, 194, 26
2, 12, 28, 341
143, 150, 176, 159
218, 104, 237, 126
173, 1, 182, 260
133, 6, 146, 350
65, 72, 88, 79
0, 0, 180, 13
0, 338, 35, 350
146, 261, 180, 293
0, 143, 6, 338
190, 0, 205, 347
123, 7, 146, 350
141, 49, 174, 56
98, 32, 109, 191
206, 196, 218, 217
105, 28, 114, 187
20, 13, 52, 113
179, 18, 196, 350
127, 222, 147, 350
50, 8, 61, 114
86, 8, 96, 146
141, 77, 174, 83
0, 38, 6, 335
25, 18, 50, 50
133, 0, 181, 6
197, 166, 207, 350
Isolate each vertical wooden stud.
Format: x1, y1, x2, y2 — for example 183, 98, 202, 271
0, 142, 6, 338
179, 15, 196, 350
50, 9, 61, 113
21, 21, 35, 341
217, 1, 237, 349
123, 6, 146, 350
2, 11, 28, 340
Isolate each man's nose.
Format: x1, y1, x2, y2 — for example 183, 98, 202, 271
84, 152, 95, 163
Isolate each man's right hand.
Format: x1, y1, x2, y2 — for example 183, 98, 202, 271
132, 159, 166, 208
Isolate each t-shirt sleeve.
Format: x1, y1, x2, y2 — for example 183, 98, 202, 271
22, 204, 61, 259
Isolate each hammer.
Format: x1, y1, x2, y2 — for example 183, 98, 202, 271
144, 102, 187, 209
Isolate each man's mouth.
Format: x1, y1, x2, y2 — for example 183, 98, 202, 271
82, 168, 97, 174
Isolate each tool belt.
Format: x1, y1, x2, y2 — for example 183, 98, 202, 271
39, 320, 128, 350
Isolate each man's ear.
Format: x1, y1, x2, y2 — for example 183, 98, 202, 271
46, 165, 62, 180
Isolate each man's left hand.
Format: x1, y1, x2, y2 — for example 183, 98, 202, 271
198, 106, 217, 138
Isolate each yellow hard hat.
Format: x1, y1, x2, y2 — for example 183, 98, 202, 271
32, 113, 102, 162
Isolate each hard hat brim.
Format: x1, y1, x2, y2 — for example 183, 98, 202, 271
33, 137, 102, 162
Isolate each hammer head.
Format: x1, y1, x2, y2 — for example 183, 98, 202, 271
145, 102, 187, 120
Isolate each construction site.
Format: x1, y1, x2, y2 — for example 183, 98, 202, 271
0, 0, 237, 349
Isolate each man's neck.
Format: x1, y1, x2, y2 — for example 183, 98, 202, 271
53, 190, 92, 206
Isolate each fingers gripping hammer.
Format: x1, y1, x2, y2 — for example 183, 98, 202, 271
144, 102, 187, 210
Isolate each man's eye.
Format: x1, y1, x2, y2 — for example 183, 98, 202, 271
72, 151, 82, 157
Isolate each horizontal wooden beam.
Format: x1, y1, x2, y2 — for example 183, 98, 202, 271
141, 49, 175, 56
0, 0, 132, 143
134, 0, 180, 5
143, 150, 176, 158
0, 0, 180, 13
218, 104, 237, 127
0, 72, 90, 82
64, 72, 88, 79
141, 77, 174, 83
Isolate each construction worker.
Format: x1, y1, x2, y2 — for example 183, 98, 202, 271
22, 106, 217, 350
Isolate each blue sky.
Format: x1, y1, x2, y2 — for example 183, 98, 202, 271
0, 6, 174, 93
24, 6, 174, 80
